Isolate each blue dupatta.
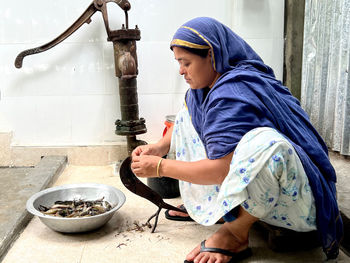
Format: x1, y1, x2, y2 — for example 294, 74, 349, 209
171, 17, 343, 259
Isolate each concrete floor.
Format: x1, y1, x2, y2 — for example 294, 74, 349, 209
1, 153, 350, 263
0, 156, 66, 261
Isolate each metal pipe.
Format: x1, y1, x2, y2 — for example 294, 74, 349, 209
111, 28, 147, 153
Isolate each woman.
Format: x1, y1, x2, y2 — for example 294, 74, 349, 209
131, 17, 343, 263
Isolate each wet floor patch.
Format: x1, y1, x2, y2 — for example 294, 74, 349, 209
0, 156, 67, 261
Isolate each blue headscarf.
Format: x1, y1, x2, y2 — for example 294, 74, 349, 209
171, 17, 343, 259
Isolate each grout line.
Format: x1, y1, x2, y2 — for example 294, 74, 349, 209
78, 243, 86, 263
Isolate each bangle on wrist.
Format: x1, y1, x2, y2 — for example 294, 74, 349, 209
156, 158, 164, 178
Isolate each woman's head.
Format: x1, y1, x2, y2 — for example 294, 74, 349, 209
170, 17, 268, 75
173, 46, 218, 90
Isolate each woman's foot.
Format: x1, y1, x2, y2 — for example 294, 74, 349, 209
185, 223, 249, 263
168, 204, 190, 217
165, 204, 194, 221
185, 207, 258, 263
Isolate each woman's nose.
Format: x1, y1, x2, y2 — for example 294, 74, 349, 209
179, 66, 185, 75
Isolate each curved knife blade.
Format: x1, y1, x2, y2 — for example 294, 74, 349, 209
119, 156, 185, 213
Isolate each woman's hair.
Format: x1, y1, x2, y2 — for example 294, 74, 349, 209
182, 46, 209, 58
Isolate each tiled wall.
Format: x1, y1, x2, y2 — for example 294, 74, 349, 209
0, 0, 284, 146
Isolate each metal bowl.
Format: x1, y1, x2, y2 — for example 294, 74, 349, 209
26, 183, 126, 233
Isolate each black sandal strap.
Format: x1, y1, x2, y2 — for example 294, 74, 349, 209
178, 204, 187, 212
164, 204, 194, 222
200, 240, 252, 260
200, 240, 234, 256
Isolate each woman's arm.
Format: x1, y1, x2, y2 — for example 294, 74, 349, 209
161, 152, 233, 185
131, 151, 233, 185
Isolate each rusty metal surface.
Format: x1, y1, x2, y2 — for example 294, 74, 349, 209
111, 26, 146, 144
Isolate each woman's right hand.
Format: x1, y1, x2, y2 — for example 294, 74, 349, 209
132, 125, 173, 159
131, 144, 159, 158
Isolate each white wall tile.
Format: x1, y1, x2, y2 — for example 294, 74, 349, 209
137, 41, 189, 95
1, 2, 31, 44
28, 0, 107, 44
137, 94, 174, 143
6, 44, 74, 97
1, 97, 38, 145
70, 95, 107, 145
1, 96, 72, 145
34, 96, 72, 145
232, 0, 284, 40
63, 15, 107, 44
132, 0, 232, 42
69, 43, 105, 95
173, 62, 190, 94
171, 93, 187, 114
1, 0, 285, 146
30, 1, 67, 44
103, 94, 122, 143
137, 41, 177, 94
0, 44, 25, 97
246, 38, 284, 81
103, 43, 118, 95
0, 8, 4, 44
2, 43, 106, 97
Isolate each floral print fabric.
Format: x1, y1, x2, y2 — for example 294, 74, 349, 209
167, 103, 316, 232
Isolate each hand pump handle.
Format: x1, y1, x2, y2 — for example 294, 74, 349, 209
14, 0, 131, 68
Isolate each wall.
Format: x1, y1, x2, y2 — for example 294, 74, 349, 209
302, 0, 350, 156
283, 0, 305, 100
0, 0, 284, 164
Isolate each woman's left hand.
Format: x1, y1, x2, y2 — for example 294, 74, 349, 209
131, 155, 162, 178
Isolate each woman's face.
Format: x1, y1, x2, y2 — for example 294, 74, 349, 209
173, 47, 218, 90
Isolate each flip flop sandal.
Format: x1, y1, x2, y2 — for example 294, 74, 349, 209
184, 240, 252, 263
164, 204, 194, 222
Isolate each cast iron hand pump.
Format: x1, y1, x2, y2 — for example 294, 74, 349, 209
14, 0, 184, 232
14, 0, 146, 153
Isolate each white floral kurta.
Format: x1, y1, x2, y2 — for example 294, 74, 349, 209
167, 103, 316, 232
